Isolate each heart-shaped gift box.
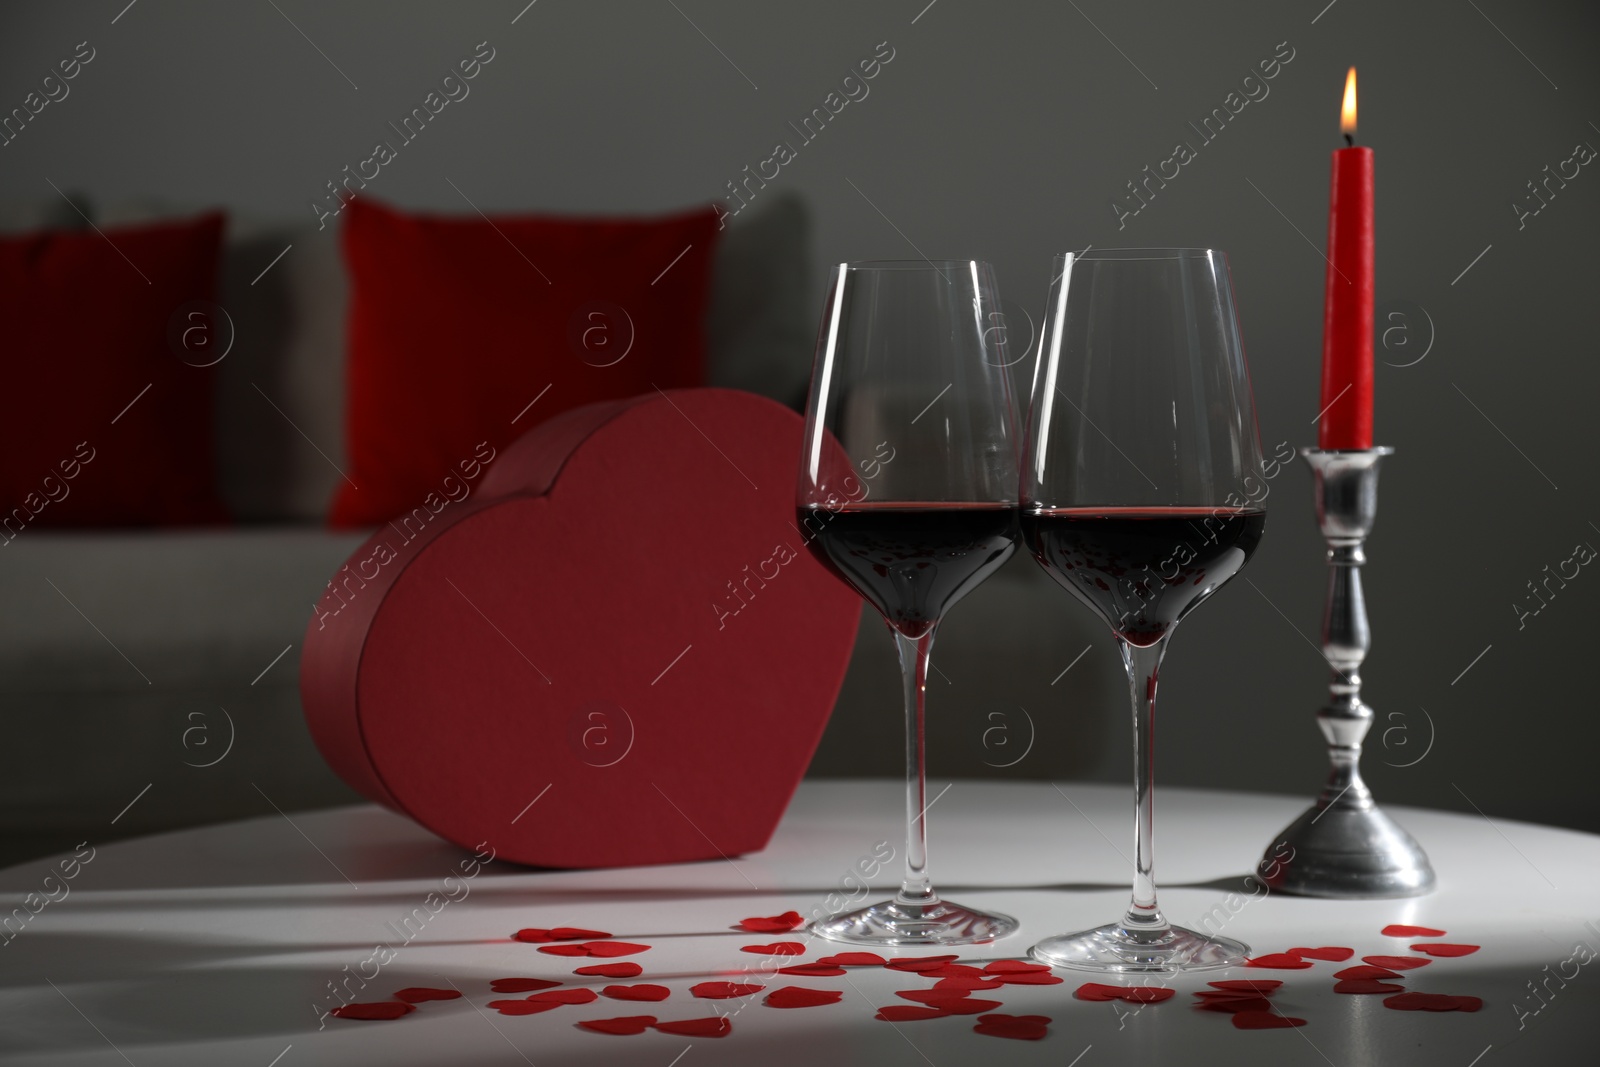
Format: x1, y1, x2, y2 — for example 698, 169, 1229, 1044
301, 389, 860, 867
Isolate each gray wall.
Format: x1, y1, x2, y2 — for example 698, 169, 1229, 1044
3, 1, 1598, 836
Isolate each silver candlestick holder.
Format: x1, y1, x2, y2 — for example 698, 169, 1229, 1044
1256, 447, 1435, 898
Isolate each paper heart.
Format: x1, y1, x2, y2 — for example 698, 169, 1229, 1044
763, 986, 843, 1008
652, 1016, 733, 1037
578, 1015, 657, 1035
902, 991, 998, 1017
1335, 980, 1407, 995
933, 976, 1005, 992
541, 941, 650, 958
1288, 946, 1354, 962
885, 955, 959, 972
1074, 982, 1171, 1003
742, 942, 806, 956
574, 963, 643, 978
487, 999, 561, 1016
982, 960, 1052, 974
393, 987, 462, 1003
302, 390, 861, 868
992, 971, 1063, 986
924, 964, 986, 979
490, 978, 563, 993
877, 1005, 950, 1021
1409, 943, 1480, 957
1382, 924, 1446, 938
738, 911, 804, 933
689, 982, 764, 999
1194, 996, 1273, 1013
527, 988, 598, 1006
1231, 1010, 1306, 1029
1074, 982, 1125, 1001
1362, 955, 1432, 971
329, 1001, 414, 1021
1209, 980, 1282, 993
973, 1013, 1051, 1040
1334, 966, 1401, 980
1384, 992, 1481, 1012
603, 984, 671, 1002
816, 952, 888, 967
515, 927, 612, 943
778, 963, 846, 977
1245, 953, 1315, 969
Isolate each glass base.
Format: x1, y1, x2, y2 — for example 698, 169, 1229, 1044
1030, 922, 1249, 972
813, 898, 1019, 946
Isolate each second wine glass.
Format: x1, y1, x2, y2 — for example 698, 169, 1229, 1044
1023, 248, 1267, 971
798, 260, 1021, 945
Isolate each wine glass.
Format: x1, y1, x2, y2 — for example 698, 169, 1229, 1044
1022, 248, 1266, 971
797, 260, 1022, 945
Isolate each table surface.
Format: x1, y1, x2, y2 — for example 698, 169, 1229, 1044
3, 780, 1597, 1066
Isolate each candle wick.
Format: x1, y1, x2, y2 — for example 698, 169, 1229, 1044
1344, 133, 1355, 147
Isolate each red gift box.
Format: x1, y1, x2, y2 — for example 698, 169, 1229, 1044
301, 389, 860, 867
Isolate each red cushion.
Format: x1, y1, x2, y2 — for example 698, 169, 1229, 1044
330, 198, 720, 528
0, 213, 228, 528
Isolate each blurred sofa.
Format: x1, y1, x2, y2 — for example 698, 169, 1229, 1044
0, 192, 1108, 866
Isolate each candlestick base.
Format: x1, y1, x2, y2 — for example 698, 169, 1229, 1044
1254, 446, 1434, 899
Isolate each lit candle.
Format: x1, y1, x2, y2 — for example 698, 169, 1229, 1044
1318, 66, 1374, 451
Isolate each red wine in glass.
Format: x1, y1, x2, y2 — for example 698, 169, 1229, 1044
1022, 507, 1266, 647
798, 503, 1019, 639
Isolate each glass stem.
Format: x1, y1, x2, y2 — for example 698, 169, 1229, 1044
1119, 635, 1170, 941
894, 627, 938, 907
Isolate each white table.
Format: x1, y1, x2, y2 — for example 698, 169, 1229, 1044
2, 780, 1596, 1066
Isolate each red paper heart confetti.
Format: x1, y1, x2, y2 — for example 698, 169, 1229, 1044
1289, 946, 1355, 962
1074, 982, 1125, 1001
652, 1017, 733, 1038
737, 911, 804, 933
763, 986, 844, 1008
1245, 953, 1315, 970
689, 982, 764, 1000
1073, 982, 1172, 1003
1232, 1010, 1306, 1029
933, 976, 1006, 992
515, 927, 612, 943
1209, 980, 1283, 993
490, 978, 563, 994
816, 952, 888, 967
1195, 996, 1274, 1013
886, 954, 960, 972
1117, 987, 1175, 1004
330, 1001, 415, 1021
973, 1013, 1051, 1040
1410, 943, 1480, 957
992, 970, 1064, 986
487, 999, 560, 1016
983, 960, 1053, 974
1384, 992, 1481, 1012
925, 963, 987, 979
1334, 966, 1402, 980
582, 941, 651, 958
742, 942, 806, 956
1362, 956, 1432, 971
877, 1005, 951, 1021
604, 984, 672, 1002
578, 1015, 657, 1035
1382, 924, 1446, 938
574, 962, 644, 978
778, 963, 847, 977
528, 988, 599, 1006
393, 987, 462, 1003
933, 997, 1007, 1016
1335, 980, 1407, 995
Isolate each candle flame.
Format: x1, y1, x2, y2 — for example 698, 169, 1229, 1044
1340, 67, 1357, 135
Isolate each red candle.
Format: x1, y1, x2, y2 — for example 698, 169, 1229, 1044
1318, 66, 1374, 451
